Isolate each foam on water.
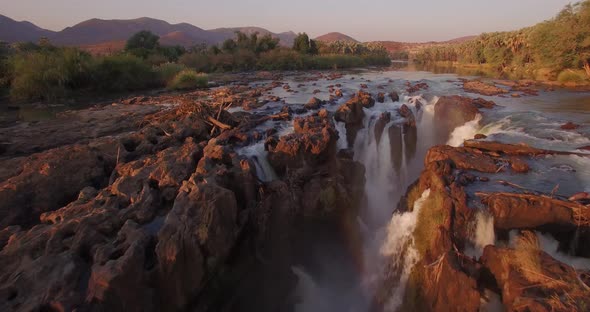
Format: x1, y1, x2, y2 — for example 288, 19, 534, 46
447, 114, 482, 147
379, 189, 431, 311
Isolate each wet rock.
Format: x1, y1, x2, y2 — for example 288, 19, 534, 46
334, 91, 367, 145
334, 89, 343, 97
474, 134, 487, 140
389, 91, 400, 102
406, 81, 429, 93
479, 192, 590, 231
425, 145, 499, 173
377, 92, 385, 103
561, 122, 580, 130
374, 112, 391, 143
462, 80, 508, 96
510, 157, 530, 173
304, 97, 326, 110
434, 95, 482, 134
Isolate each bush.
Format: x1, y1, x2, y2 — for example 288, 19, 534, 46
156, 62, 186, 84
90, 54, 160, 92
557, 70, 588, 84
257, 49, 304, 70
9, 48, 92, 101
168, 69, 208, 90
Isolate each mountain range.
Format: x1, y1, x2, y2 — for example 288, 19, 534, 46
0, 14, 298, 48
0, 14, 474, 56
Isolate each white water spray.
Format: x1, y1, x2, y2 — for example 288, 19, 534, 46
447, 114, 482, 147
237, 143, 277, 182
379, 189, 431, 311
465, 211, 495, 259
335, 120, 349, 150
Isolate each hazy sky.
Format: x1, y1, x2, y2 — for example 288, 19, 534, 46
1, 0, 575, 41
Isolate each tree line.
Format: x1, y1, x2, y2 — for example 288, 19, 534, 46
413, 1, 590, 83
0, 31, 390, 103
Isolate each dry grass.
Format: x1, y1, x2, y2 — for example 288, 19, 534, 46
512, 231, 590, 311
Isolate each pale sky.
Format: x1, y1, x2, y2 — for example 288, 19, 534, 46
0, 0, 575, 42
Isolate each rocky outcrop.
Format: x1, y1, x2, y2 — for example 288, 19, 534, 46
434, 96, 494, 135
480, 192, 590, 231
334, 91, 370, 145
462, 79, 508, 96
267, 110, 337, 175
482, 240, 590, 311
378, 140, 590, 312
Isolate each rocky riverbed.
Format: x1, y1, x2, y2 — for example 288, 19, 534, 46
1, 70, 589, 312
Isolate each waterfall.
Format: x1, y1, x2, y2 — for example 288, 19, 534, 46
354, 114, 397, 229
335, 119, 349, 150
379, 189, 431, 311
237, 142, 277, 182
447, 114, 482, 147
465, 211, 496, 259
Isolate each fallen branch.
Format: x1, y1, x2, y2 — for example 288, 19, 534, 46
207, 116, 232, 130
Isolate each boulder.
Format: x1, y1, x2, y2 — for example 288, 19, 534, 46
389, 91, 400, 102
305, 97, 325, 110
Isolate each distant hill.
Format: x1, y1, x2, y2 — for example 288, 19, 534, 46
51, 17, 219, 46
0, 15, 296, 49
315, 32, 359, 43
0, 14, 55, 43
0, 13, 474, 55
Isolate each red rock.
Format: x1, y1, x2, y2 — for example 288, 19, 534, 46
479, 192, 590, 230
474, 134, 487, 140
304, 97, 325, 110
561, 122, 580, 130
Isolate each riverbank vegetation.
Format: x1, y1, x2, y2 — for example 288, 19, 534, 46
0, 31, 390, 103
413, 1, 590, 83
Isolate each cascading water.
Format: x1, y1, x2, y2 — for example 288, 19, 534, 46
353, 115, 397, 229
378, 189, 431, 311
447, 114, 482, 147
335, 119, 349, 150
465, 211, 496, 259
237, 142, 277, 182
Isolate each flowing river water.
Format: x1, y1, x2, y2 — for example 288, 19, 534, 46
230, 68, 590, 312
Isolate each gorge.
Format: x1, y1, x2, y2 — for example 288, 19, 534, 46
1, 69, 590, 312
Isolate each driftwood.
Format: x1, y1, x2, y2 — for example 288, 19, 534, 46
207, 116, 232, 130
268, 112, 290, 120
209, 102, 233, 135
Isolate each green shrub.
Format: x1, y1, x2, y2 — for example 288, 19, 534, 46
168, 69, 208, 90
9, 48, 92, 101
257, 49, 304, 70
91, 54, 160, 92
180, 53, 213, 72
156, 62, 186, 84
557, 70, 588, 84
